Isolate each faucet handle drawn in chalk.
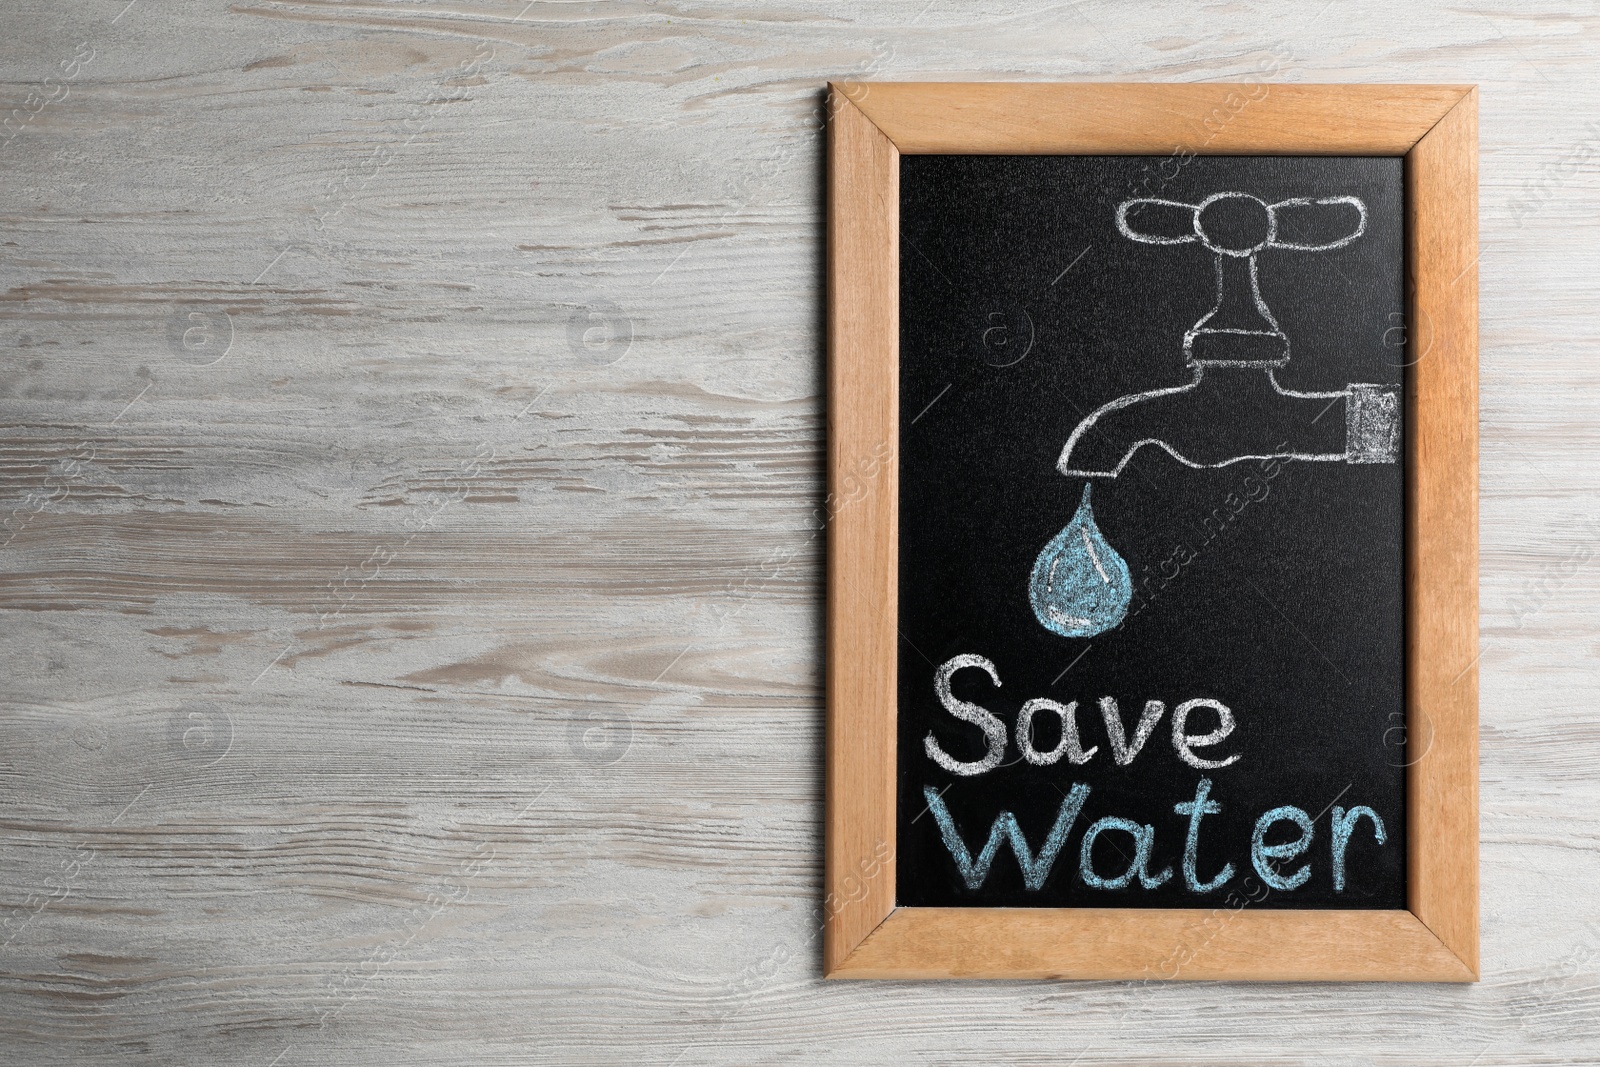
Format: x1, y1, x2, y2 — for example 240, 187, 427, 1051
1117, 192, 1366, 367
1056, 191, 1399, 482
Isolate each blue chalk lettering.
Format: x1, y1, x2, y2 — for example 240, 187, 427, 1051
923, 783, 1089, 891
1173, 777, 1234, 893
1330, 805, 1387, 892
1078, 816, 1173, 890
1251, 805, 1314, 891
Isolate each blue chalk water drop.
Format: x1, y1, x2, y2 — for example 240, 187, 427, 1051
1029, 484, 1133, 638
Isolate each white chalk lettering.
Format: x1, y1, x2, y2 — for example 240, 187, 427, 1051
1017, 698, 1098, 766
925, 654, 1007, 776
1171, 697, 1241, 770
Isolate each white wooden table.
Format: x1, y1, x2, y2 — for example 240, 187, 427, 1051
1, 2, 1596, 1063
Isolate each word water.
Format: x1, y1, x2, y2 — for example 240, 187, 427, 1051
1029, 484, 1132, 638
924, 778, 1387, 895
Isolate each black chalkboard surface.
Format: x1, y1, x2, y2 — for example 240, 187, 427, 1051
896, 155, 1405, 910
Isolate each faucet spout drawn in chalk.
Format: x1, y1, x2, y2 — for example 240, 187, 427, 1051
1057, 192, 1401, 479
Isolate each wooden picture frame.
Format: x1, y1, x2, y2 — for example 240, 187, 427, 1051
825, 83, 1478, 981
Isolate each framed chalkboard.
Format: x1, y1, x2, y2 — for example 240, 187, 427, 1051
825, 83, 1478, 982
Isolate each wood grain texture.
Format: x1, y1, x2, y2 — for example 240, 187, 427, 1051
827, 82, 1477, 982
1406, 88, 1481, 976
834, 908, 1476, 982
841, 81, 1473, 154
823, 92, 897, 976
0, 0, 1592, 1062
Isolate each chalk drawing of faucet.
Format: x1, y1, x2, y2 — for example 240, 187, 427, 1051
1057, 192, 1401, 479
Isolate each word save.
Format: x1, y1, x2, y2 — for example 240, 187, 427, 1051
923, 652, 1240, 775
